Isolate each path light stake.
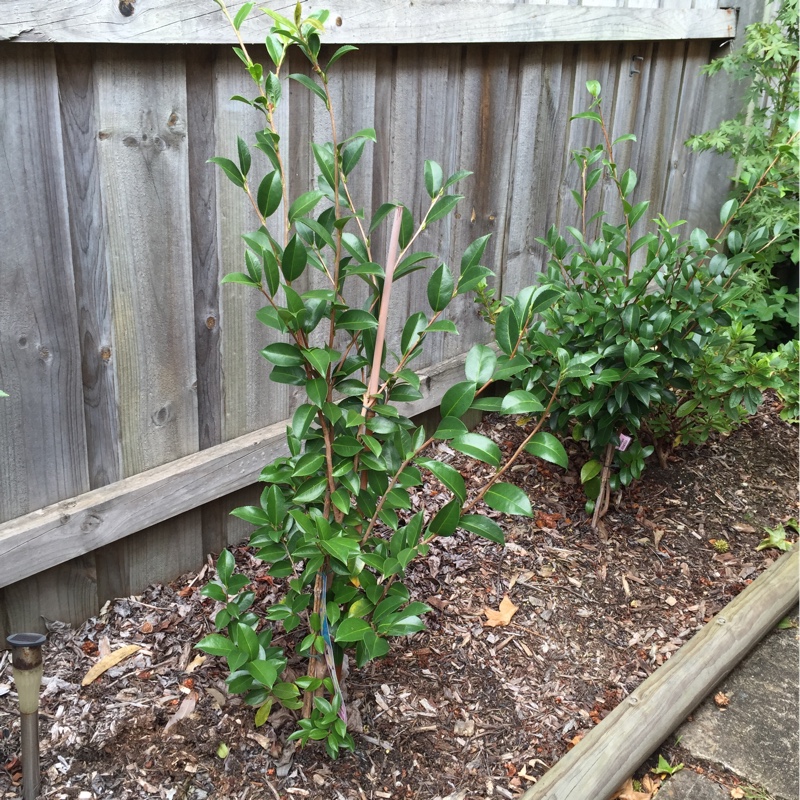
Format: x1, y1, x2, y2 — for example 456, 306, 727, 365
6, 633, 47, 800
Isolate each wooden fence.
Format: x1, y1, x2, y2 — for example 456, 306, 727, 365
0, 0, 757, 641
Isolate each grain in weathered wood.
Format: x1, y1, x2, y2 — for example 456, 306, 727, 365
522, 546, 799, 800
0, 44, 89, 524
660, 40, 717, 227
56, 44, 122, 490
187, 45, 224, 454
0, 589, 9, 644
0, 2, 735, 44
386, 45, 466, 373
627, 41, 687, 244
0, 349, 467, 588
502, 44, 576, 296
2, 555, 99, 636
95, 513, 203, 601
94, 45, 199, 476
449, 44, 522, 359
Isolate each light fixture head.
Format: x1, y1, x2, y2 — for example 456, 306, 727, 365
6, 633, 46, 714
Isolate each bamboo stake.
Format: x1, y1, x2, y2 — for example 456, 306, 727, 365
363, 206, 403, 416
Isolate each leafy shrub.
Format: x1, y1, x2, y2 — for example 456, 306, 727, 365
195, 1, 571, 757
687, 0, 799, 348
479, 81, 784, 523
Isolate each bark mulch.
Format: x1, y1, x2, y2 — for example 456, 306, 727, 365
1, 398, 797, 800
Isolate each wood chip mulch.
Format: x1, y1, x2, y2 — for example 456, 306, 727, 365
1, 398, 797, 800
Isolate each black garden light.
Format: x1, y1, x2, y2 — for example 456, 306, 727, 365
6, 633, 46, 800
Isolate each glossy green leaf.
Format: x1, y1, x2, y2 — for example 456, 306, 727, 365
484, 482, 533, 517
427, 263, 454, 311
500, 390, 543, 415
288, 190, 324, 224
261, 342, 304, 366
425, 194, 462, 226
451, 433, 501, 466
524, 432, 568, 470
208, 156, 244, 188
416, 459, 466, 503
281, 235, 308, 282
459, 514, 504, 544
257, 171, 283, 218
440, 381, 476, 419
465, 344, 497, 385
424, 160, 444, 198
334, 618, 372, 643
247, 659, 278, 688
428, 498, 461, 536
293, 475, 327, 504
289, 73, 328, 106
434, 416, 468, 440
580, 459, 603, 483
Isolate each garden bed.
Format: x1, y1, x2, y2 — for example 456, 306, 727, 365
1, 397, 797, 800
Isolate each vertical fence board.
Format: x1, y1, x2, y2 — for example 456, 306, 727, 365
56, 44, 122, 491
188, 45, 224, 454
95, 516, 203, 602
0, 45, 89, 524
2, 555, 98, 635
91, 46, 202, 597
186, 45, 231, 556
94, 45, 199, 477
452, 44, 522, 358
503, 43, 575, 295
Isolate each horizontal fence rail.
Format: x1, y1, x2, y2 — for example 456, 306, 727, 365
1, 0, 735, 44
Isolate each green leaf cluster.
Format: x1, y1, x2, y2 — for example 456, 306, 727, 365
197, 0, 563, 756
479, 81, 792, 507
687, 0, 798, 349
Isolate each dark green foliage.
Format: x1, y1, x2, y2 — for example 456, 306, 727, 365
687, 0, 799, 348
196, 1, 568, 756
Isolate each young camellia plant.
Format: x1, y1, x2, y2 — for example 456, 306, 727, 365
479, 81, 783, 527
196, 1, 570, 758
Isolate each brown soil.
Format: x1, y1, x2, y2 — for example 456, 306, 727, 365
1, 399, 797, 800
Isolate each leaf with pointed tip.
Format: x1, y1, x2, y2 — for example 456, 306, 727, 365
484, 482, 533, 517
524, 432, 568, 470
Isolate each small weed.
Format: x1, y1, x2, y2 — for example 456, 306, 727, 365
756, 518, 798, 551
651, 753, 684, 777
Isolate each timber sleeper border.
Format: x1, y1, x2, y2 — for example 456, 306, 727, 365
522, 545, 799, 800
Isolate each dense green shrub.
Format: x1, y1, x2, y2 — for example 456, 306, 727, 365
687, 0, 799, 348
479, 81, 788, 523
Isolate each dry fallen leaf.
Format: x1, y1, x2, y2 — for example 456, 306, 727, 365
483, 595, 518, 627
163, 690, 197, 736
714, 691, 730, 707
730, 788, 745, 799
81, 645, 141, 686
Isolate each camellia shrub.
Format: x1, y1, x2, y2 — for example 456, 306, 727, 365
687, 0, 799, 349
479, 81, 789, 524
195, 1, 575, 758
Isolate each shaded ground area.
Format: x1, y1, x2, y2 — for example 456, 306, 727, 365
1, 399, 797, 800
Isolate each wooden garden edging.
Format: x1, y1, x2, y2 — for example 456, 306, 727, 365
522, 545, 799, 800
